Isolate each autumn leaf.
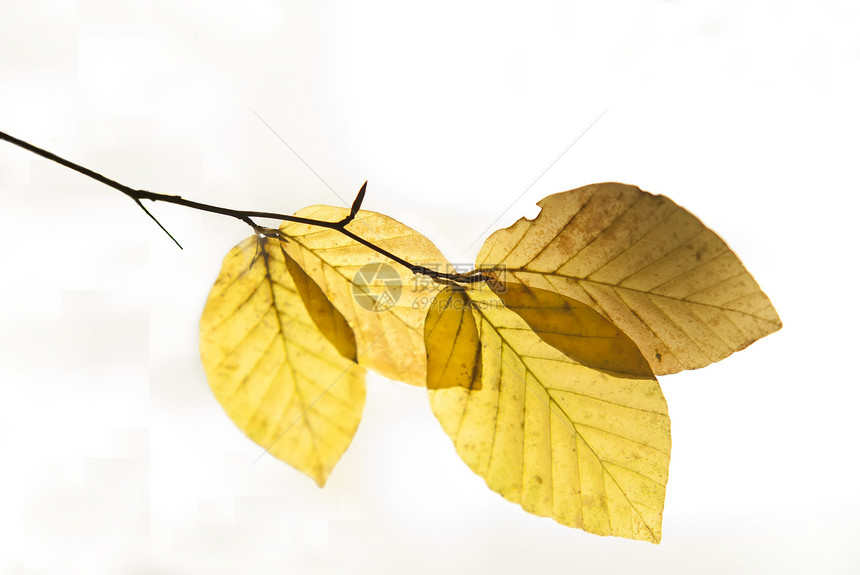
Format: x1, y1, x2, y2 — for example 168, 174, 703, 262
283, 252, 357, 362
200, 235, 366, 486
427, 286, 671, 542
486, 277, 653, 378
279, 206, 450, 386
423, 286, 482, 390
477, 183, 781, 374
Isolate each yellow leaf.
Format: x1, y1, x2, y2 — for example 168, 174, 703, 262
477, 183, 781, 374
200, 236, 366, 486
486, 277, 653, 378
427, 286, 671, 543
283, 252, 357, 362
424, 286, 482, 390
280, 206, 449, 386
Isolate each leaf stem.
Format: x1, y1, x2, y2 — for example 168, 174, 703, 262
0, 130, 488, 283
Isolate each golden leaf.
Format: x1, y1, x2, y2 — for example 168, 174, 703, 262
280, 206, 449, 386
283, 252, 357, 362
200, 236, 366, 486
477, 183, 781, 374
427, 286, 671, 543
424, 286, 482, 390
486, 277, 653, 378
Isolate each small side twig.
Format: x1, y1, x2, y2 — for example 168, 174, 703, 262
134, 198, 183, 249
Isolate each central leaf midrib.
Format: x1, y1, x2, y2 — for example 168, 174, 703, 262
260, 240, 324, 472
528, 270, 778, 323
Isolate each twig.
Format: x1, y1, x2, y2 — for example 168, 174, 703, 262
0, 130, 488, 284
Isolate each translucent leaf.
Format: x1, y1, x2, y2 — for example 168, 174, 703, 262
283, 252, 357, 362
486, 277, 653, 378
427, 286, 671, 543
280, 206, 449, 386
424, 286, 482, 390
477, 183, 781, 374
200, 236, 366, 486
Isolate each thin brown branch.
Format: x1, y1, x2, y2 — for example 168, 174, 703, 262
0, 130, 489, 284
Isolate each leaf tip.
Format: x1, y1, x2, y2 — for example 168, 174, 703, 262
313, 473, 329, 488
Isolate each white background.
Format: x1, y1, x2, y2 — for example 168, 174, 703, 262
1, 1, 858, 573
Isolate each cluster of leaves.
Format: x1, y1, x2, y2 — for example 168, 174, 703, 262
0, 130, 782, 543
199, 182, 781, 543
